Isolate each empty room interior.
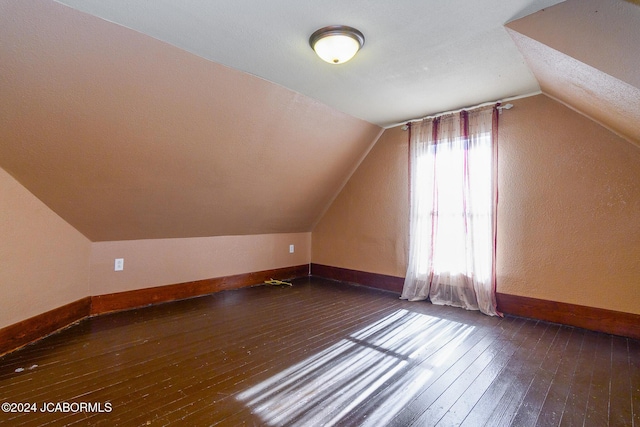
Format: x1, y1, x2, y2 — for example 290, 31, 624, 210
1, 0, 639, 425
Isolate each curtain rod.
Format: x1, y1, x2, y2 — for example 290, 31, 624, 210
392, 91, 539, 130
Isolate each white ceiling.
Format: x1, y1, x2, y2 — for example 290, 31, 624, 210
53, 0, 564, 127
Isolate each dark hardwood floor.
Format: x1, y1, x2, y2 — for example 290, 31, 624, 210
0, 277, 638, 426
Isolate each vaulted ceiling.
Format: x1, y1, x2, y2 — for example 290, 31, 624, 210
0, 0, 382, 241
1, 0, 638, 242
507, 0, 640, 146
49, 0, 567, 128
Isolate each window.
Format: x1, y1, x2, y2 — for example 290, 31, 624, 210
402, 108, 498, 316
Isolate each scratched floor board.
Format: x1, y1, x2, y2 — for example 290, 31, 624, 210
405, 320, 525, 427
0, 287, 294, 383
163, 292, 414, 425
630, 338, 640, 426
0, 277, 637, 426
384, 316, 526, 427
208, 303, 503, 427
584, 333, 614, 426
78, 281, 402, 426
337, 314, 518, 427
533, 327, 584, 427
441, 321, 560, 426
559, 329, 600, 426
24, 282, 394, 426
106, 286, 402, 426
1, 287, 320, 401
507, 324, 573, 426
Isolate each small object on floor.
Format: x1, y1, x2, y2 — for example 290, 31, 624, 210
264, 279, 292, 287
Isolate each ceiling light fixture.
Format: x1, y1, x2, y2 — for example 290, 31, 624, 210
309, 25, 364, 65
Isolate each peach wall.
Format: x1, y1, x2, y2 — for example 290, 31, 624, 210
312, 94, 640, 315
506, 0, 640, 89
90, 233, 311, 295
497, 95, 640, 314
0, 0, 381, 242
505, 0, 640, 146
0, 167, 91, 328
312, 127, 409, 277
506, 29, 640, 147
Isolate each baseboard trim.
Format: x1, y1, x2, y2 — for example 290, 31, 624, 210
0, 265, 309, 356
0, 297, 91, 356
90, 264, 310, 315
497, 293, 640, 340
311, 264, 640, 339
4, 268, 637, 356
311, 263, 404, 294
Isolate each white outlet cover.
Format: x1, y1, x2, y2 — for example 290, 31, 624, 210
289, 244, 295, 253
114, 258, 124, 271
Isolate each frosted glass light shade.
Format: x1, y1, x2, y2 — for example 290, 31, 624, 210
309, 26, 364, 65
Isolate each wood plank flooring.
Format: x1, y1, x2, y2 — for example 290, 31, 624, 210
0, 277, 638, 426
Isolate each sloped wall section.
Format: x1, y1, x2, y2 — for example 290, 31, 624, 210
0, 167, 91, 329
506, 0, 640, 146
0, 0, 382, 242
312, 126, 409, 278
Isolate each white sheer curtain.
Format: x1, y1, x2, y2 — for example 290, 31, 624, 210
401, 107, 499, 316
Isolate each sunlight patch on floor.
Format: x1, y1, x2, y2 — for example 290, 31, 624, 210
237, 309, 474, 426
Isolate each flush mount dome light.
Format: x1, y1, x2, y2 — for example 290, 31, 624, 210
309, 25, 364, 64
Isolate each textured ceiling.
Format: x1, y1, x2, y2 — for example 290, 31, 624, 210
52, 0, 565, 128
506, 0, 640, 146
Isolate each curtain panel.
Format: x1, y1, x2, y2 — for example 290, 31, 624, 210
401, 107, 499, 316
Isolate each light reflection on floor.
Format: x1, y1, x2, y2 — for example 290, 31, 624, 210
237, 309, 474, 426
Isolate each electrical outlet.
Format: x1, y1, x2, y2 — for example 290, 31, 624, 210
114, 258, 124, 271
289, 244, 295, 254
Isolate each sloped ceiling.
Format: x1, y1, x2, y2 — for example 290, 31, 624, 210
0, 0, 382, 241
51, 0, 565, 127
1, 0, 638, 243
506, 0, 640, 146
